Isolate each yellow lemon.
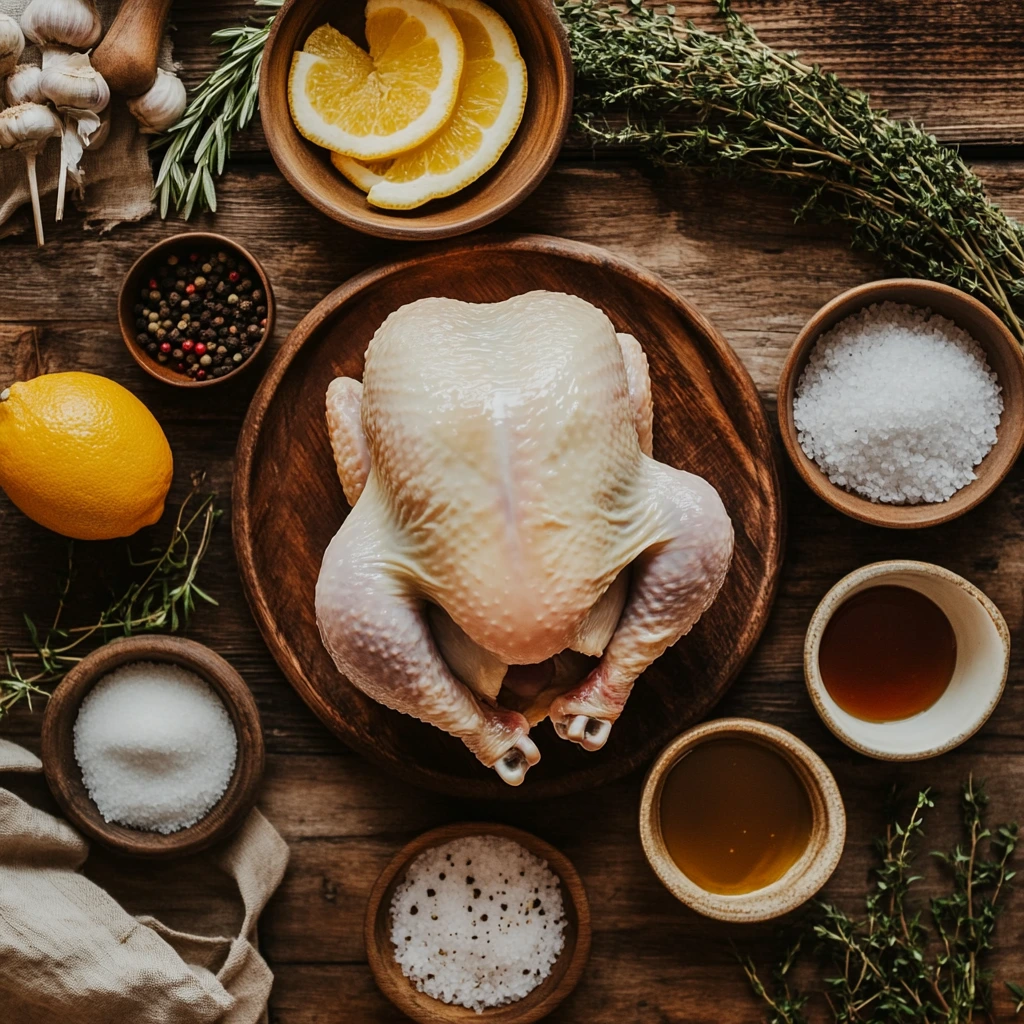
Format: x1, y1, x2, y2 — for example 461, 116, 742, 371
288, 0, 464, 160
331, 0, 527, 209
0, 372, 173, 541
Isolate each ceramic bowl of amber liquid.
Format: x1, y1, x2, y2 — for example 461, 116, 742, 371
805, 560, 1010, 761
639, 718, 846, 923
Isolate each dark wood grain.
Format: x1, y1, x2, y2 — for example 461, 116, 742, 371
3, 4, 1024, 1013
40, 634, 265, 858
233, 234, 784, 799
364, 822, 590, 1023
778, 279, 1024, 528
260, 0, 573, 239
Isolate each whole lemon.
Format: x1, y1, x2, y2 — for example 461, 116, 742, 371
0, 372, 173, 540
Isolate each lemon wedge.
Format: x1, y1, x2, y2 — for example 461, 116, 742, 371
288, 0, 465, 160
330, 0, 527, 209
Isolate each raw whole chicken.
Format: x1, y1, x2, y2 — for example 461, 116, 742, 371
315, 290, 734, 785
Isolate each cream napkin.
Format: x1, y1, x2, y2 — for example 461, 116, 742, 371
0, 739, 288, 1024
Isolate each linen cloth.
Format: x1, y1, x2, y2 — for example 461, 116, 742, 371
0, 739, 289, 1023
0, 0, 168, 236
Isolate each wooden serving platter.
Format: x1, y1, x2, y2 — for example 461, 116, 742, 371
233, 235, 784, 800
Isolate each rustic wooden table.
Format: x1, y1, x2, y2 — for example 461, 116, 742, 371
3, 2, 1024, 1020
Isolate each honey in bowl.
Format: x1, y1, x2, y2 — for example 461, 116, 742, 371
659, 738, 813, 896
818, 585, 957, 722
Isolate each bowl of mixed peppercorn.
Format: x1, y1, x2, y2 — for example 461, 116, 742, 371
118, 232, 275, 387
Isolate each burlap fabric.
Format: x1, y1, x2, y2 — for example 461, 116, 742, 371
0, 0, 166, 236
0, 739, 289, 1023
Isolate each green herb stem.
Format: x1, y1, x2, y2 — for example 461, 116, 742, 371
557, 0, 1024, 344
0, 472, 221, 720
152, 0, 283, 219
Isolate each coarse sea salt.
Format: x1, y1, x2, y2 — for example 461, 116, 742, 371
73, 661, 238, 834
793, 301, 1003, 504
390, 835, 567, 1013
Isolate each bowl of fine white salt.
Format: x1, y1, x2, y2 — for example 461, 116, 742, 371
365, 823, 591, 1024
777, 279, 1024, 528
41, 635, 264, 858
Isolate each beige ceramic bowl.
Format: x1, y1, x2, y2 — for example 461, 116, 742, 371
805, 560, 1010, 761
639, 718, 846, 923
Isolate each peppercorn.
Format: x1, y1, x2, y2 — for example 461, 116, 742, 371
196, 369, 207, 381
136, 333, 148, 345
195, 342, 207, 356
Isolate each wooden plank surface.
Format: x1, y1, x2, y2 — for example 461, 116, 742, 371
3, 1, 1024, 1021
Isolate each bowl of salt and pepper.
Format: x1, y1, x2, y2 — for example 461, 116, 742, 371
117, 231, 275, 388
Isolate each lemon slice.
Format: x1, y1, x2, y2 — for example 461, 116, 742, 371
288, 0, 465, 160
330, 0, 527, 209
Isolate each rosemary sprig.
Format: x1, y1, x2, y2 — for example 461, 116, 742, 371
152, 0, 283, 219
0, 472, 221, 720
741, 781, 1021, 1023
557, 0, 1024, 344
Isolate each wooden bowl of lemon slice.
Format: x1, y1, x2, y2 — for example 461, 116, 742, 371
261, 0, 572, 240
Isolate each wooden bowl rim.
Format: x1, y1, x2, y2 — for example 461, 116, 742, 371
259, 0, 574, 241
40, 635, 265, 859
118, 230, 276, 389
638, 717, 846, 923
364, 822, 591, 1024
231, 231, 785, 800
776, 278, 1024, 528
803, 559, 1010, 761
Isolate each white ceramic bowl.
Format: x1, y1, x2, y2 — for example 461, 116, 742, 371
805, 561, 1009, 760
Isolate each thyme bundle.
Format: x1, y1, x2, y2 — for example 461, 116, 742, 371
740, 780, 1020, 1023
0, 474, 221, 720
557, 0, 1024, 344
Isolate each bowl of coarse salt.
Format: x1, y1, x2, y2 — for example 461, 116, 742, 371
41, 635, 265, 858
777, 279, 1024, 528
365, 822, 591, 1024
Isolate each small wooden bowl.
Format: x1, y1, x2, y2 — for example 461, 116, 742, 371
805, 560, 1010, 760
260, 0, 573, 240
41, 635, 265, 859
639, 718, 846, 923
365, 822, 591, 1023
118, 231, 275, 389
777, 279, 1024, 528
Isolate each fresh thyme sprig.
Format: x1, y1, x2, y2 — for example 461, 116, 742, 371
741, 781, 1021, 1023
0, 473, 221, 720
557, 0, 1024, 344
152, 0, 283, 219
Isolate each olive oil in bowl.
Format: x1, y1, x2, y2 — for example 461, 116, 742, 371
658, 737, 813, 896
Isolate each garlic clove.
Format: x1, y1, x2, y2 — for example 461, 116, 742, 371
128, 68, 187, 135
0, 12, 25, 78
20, 0, 101, 50
86, 106, 110, 152
40, 50, 109, 113
5, 63, 44, 106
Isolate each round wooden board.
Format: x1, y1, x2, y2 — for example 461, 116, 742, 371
234, 235, 784, 800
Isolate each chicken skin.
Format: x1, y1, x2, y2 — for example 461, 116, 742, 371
315, 291, 733, 785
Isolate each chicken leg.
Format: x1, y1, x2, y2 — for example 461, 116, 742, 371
550, 461, 733, 750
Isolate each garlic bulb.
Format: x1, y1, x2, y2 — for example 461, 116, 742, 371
0, 102, 62, 246
128, 69, 187, 134
20, 0, 101, 50
38, 50, 109, 221
40, 50, 109, 111
5, 63, 44, 106
0, 13, 25, 78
